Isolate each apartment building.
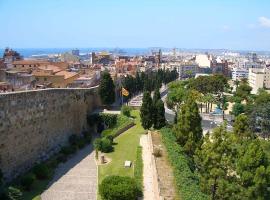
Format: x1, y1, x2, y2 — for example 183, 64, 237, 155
232, 68, 249, 81
248, 68, 270, 94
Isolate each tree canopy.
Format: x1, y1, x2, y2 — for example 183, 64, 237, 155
99, 71, 115, 106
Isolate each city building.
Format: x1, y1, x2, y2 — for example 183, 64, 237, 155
32, 65, 79, 88
211, 59, 230, 77
170, 62, 199, 79
232, 68, 249, 81
195, 54, 211, 68
71, 49, 80, 56
248, 67, 270, 94
3, 48, 23, 68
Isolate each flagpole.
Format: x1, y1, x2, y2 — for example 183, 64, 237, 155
121, 87, 123, 105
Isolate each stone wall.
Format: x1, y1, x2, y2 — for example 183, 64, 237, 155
0, 87, 100, 181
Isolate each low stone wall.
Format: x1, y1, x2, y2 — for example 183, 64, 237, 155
113, 122, 135, 138
0, 87, 100, 181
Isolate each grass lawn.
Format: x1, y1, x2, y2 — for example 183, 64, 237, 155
98, 110, 145, 184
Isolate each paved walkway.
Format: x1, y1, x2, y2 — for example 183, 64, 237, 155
41, 144, 97, 200
140, 135, 155, 200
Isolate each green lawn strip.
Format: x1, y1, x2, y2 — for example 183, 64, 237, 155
134, 146, 143, 195
98, 110, 145, 198
160, 128, 209, 200
101, 114, 134, 138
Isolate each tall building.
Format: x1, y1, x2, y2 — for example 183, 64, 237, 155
248, 67, 270, 94
211, 59, 230, 77
232, 68, 249, 81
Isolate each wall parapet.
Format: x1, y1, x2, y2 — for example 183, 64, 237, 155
0, 87, 100, 181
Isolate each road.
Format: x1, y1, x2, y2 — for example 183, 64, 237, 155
129, 85, 233, 133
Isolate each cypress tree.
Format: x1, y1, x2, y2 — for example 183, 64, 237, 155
153, 99, 166, 129
99, 71, 115, 106
174, 96, 202, 155
153, 87, 161, 104
140, 91, 153, 129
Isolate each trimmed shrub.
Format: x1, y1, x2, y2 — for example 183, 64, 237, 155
32, 164, 50, 180
20, 173, 35, 190
105, 135, 114, 143
100, 138, 113, 153
82, 131, 92, 144
46, 158, 58, 169
100, 114, 117, 128
60, 145, 77, 156
69, 134, 80, 145
57, 154, 67, 163
99, 176, 139, 200
76, 138, 86, 149
160, 128, 209, 200
121, 106, 132, 117
94, 138, 113, 153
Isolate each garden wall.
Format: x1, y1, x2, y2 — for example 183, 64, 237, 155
0, 87, 100, 181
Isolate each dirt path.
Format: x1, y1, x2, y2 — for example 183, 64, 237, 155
140, 134, 156, 200
151, 131, 178, 200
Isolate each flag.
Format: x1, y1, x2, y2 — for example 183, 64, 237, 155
122, 87, 129, 96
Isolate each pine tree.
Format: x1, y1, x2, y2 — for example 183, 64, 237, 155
153, 99, 166, 129
140, 91, 153, 129
174, 96, 202, 155
98, 71, 115, 106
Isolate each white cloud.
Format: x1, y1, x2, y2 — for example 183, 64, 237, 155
258, 16, 270, 28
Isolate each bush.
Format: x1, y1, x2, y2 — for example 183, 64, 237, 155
46, 158, 58, 169
160, 128, 209, 200
94, 138, 102, 150
82, 131, 92, 144
153, 147, 162, 157
94, 138, 113, 153
7, 186, 22, 200
101, 114, 117, 128
105, 135, 114, 143
69, 134, 80, 145
20, 173, 35, 190
87, 113, 102, 127
99, 176, 139, 200
60, 145, 77, 156
57, 154, 67, 163
76, 138, 86, 149
134, 147, 143, 196
100, 138, 113, 153
32, 164, 50, 180
121, 106, 132, 117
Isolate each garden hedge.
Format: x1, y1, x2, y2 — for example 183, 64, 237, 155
160, 128, 209, 200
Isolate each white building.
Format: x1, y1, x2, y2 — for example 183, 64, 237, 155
169, 62, 199, 79
248, 68, 270, 94
195, 54, 211, 68
232, 68, 249, 81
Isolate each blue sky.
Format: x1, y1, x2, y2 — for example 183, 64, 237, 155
0, 0, 270, 50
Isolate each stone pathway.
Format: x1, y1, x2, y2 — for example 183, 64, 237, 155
41, 144, 97, 200
140, 134, 156, 200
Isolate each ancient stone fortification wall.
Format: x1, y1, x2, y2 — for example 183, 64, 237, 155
0, 87, 100, 181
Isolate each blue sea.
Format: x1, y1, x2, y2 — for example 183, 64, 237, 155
0, 48, 154, 58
